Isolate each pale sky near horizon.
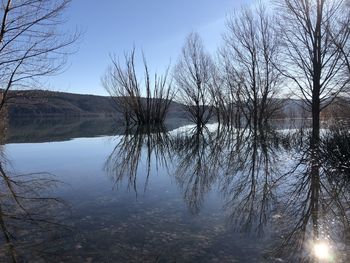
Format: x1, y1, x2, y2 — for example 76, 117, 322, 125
48, 0, 252, 96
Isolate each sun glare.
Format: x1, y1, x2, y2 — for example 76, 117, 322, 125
313, 241, 331, 261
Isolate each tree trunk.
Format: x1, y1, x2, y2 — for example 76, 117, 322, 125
311, 0, 322, 148
311, 95, 320, 147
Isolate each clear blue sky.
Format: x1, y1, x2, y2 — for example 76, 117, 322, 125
50, 0, 251, 95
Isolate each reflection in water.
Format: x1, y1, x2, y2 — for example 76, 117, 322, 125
0, 147, 69, 262
105, 125, 173, 194
107, 123, 350, 262
270, 128, 350, 262
220, 128, 284, 236
7, 117, 119, 143
4, 119, 350, 262
173, 126, 220, 214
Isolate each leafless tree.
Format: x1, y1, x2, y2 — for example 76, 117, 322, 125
275, 0, 350, 145
221, 4, 283, 130
215, 54, 247, 128
208, 64, 241, 128
174, 32, 215, 128
102, 49, 174, 126
0, 0, 79, 112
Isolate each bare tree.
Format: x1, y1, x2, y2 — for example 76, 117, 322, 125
102, 49, 174, 126
216, 53, 247, 128
275, 0, 350, 145
209, 64, 241, 128
0, 0, 79, 111
221, 4, 283, 131
174, 32, 215, 128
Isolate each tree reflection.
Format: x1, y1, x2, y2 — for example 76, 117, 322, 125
0, 151, 69, 262
219, 127, 285, 235
270, 128, 350, 262
172, 126, 222, 214
105, 122, 350, 262
105, 125, 172, 194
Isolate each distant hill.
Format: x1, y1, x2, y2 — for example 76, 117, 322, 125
5, 90, 118, 118
6, 89, 342, 121
4, 90, 187, 120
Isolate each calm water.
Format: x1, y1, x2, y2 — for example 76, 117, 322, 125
1, 118, 350, 262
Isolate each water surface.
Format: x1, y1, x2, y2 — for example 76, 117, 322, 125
1, 118, 349, 262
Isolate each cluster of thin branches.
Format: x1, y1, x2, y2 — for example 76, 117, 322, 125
102, 49, 174, 126
0, 0, 79, 111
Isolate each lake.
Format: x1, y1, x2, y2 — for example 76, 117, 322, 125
0, 118, 349, 262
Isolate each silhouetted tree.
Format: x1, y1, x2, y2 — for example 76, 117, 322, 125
174, 32, 215, 128
221, 4, 283, 130
276, 0, 350, 146
102, 49, 174, 125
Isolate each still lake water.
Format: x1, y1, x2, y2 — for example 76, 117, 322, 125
1, 118, 350, 262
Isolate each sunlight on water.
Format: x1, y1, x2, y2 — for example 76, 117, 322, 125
313, 241, 331, 261
3, 120, 350, 262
